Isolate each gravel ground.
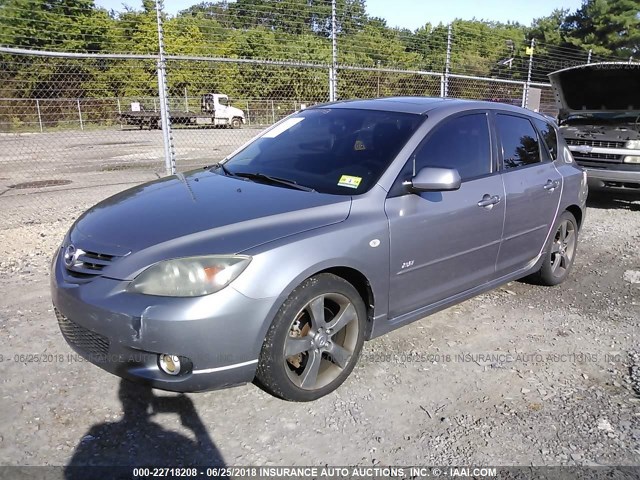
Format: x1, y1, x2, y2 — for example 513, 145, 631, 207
0, 186, 638, 469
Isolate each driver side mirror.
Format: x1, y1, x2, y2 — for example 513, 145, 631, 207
411, 167, 462, 192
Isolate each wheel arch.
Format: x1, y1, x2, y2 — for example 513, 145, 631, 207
565, 204, 583, 229
255, 262, 378, 353
317, 266, 375, 338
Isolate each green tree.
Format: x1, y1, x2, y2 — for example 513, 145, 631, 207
529, 8, 569, 46
563, 0, 640, 57
0, 0, 111, 52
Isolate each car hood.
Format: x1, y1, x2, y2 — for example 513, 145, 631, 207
548, 62, 640, 116
69, 169, 351, 280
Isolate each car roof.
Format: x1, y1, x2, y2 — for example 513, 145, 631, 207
313, 96, 548, 120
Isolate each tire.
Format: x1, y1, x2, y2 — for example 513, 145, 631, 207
532, 211, 579, 286
255, 273, 366, 401
231, 117, 242, 129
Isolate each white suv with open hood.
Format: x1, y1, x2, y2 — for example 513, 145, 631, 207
549, 62, 640, 190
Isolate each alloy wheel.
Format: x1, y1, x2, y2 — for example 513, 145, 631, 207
550, 219, 576, 277
283, 293, 359, 390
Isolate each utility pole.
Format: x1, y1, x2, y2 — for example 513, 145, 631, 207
155, 0, 176, 175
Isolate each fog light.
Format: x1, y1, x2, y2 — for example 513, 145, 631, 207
624, 156, 640, 164
158, 354, 181, 375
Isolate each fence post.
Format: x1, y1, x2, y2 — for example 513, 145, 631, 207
587, 49, 592, 64
36, 99, 43, 133
329, 0, 338, 101
271, 100, 275, 124
184, 87, 189, 112
155, 0, 175, 176
117, 97, 122, 130
246, 100, 250, 126
77, 99, 84, 130
444, 24, 452, 98
524, 39, 535, 109
439, 74, 445, 98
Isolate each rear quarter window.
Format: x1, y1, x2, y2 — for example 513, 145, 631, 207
533, 119, 558, 160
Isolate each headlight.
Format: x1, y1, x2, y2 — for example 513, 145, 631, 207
623, 156, 640, 164
129, 255, 251, 297
626, 140, 640, 149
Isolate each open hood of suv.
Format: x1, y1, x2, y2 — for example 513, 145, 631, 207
548, 62, 640, 117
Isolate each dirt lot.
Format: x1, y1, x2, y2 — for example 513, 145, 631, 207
0, 176, 639, 468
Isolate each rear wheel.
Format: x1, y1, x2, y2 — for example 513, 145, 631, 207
255, 273, 366, 401
533, 211, 578, 286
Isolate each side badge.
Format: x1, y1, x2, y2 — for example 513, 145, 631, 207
369, 239, 381, 248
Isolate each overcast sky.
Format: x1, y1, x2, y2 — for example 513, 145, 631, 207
94, 0, 585, 29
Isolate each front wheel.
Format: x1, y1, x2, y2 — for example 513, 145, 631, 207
230, 117, 242, 129
533, 211, 579, 286
255, 273, 366, 401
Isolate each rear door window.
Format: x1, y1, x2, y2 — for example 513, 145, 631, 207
496, 114, 542, 169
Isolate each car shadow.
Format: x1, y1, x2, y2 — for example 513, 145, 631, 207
64, 378, 226, 479
587, 189, 640, 211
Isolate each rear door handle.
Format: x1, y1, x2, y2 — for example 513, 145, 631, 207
544, 179, 560, 191
477, 194, 501, 208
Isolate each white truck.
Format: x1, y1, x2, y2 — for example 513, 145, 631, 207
549, 63, 640, 191
120, 93, 246, 130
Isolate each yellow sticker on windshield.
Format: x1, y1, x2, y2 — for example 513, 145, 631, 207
338, 175, 362, 189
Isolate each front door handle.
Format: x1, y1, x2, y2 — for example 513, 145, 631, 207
544, 179, 560, 191
477, 194, 501, 208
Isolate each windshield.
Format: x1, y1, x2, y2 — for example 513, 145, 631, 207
222, 108, 424, 195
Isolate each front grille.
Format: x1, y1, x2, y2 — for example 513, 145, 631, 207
55, 308, 109, 361
574, 151, 623, 162
65, 248, 119, 279
566, 138, 626, 149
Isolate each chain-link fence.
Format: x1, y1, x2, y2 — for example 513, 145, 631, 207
0, 1, 628, 229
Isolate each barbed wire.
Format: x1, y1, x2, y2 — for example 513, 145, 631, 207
2, 0, 627, 68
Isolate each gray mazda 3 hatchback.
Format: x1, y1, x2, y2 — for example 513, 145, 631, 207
51, 97, 588, 401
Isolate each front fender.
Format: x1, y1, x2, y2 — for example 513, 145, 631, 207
231, 211, 390, 345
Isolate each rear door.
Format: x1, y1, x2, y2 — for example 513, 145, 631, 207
494, 113, 562, 275
385, 111, 505, 318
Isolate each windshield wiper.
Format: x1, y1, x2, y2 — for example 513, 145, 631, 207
233, 172, 315, 192
210, 162, 234, 177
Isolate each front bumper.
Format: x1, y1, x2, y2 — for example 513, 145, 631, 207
50, 250, 277, 392
585, 167, 640, 189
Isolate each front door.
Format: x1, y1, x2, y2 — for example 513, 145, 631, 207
385, 112, 505, 319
